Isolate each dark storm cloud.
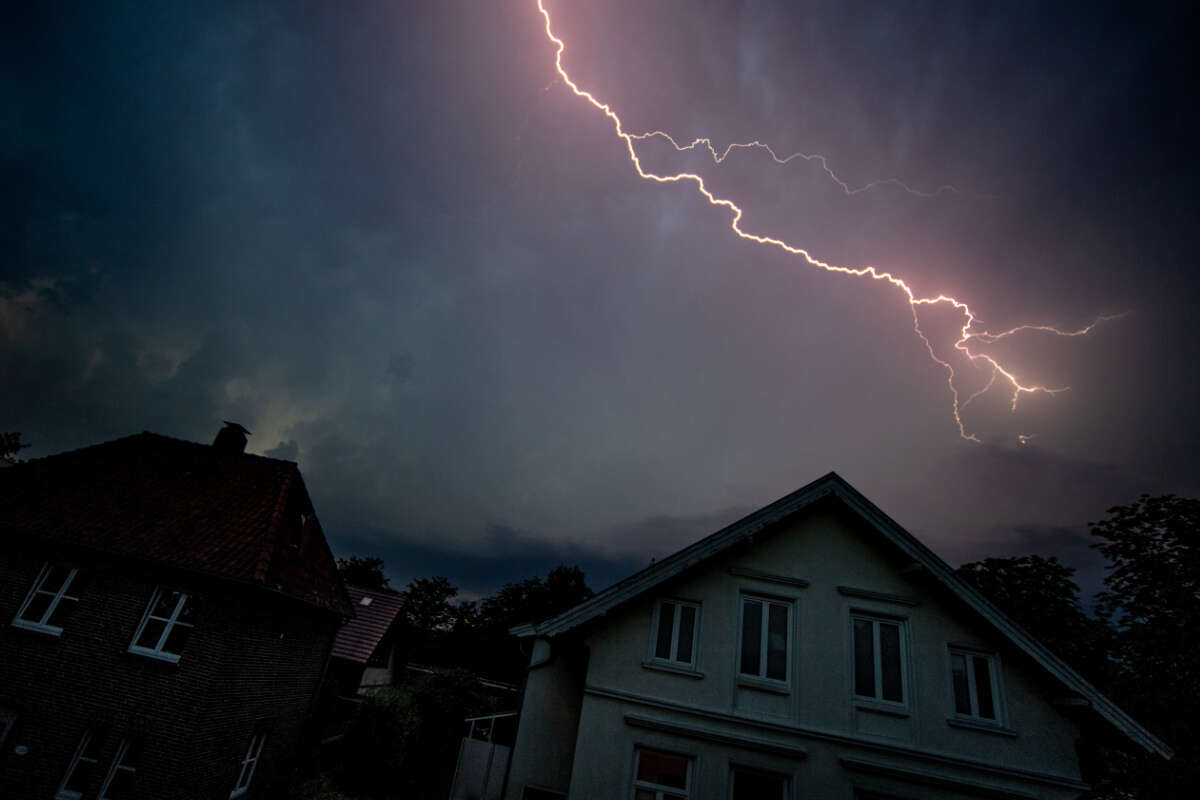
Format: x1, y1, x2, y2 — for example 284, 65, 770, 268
3, 1, 1198, 595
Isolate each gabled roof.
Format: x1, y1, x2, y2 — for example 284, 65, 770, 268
0, 431, 352, 616
512, 471, 1172, 759
332, 585, 406, 663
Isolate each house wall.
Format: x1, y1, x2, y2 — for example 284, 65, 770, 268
505, 638, 586, 800
510, 502, 1090, 799
0, 544, 340, 800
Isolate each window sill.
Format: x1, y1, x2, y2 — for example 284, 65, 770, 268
641, 660, 704, 679
947, 716, 1017, 737
854, 699, 910, 718
736, 675, 790, 695
127, 646, 181, 665
9, 618, 64, 637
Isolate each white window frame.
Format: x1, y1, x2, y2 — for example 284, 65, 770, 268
648, 598, 701, 667
56, 730, 100, 800
737, 594, 792, 685
631, 747, 691, 800
12, 562, 82, 636
949, 646, 1006, 724
230, 731, 267, 798
128, 588, 195, 663
851, 613, 909, 710
99, 737, 137, 800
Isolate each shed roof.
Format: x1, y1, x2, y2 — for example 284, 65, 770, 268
332, 585, 406, 663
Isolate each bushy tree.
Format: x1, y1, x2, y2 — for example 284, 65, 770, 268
339, 670, 493, 799
2, 432, 28, 465
1089, 495, 1200, 795
956, 555, 1111, 685
336, 556, 392, 592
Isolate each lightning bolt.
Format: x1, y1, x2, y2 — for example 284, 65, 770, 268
628, 132, 962, 198
535, 0, 1119, 442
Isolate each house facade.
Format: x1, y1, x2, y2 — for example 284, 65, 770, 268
0, 426, 352, 799
505, 473, 1170, 800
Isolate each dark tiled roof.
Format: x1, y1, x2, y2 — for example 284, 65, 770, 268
0, 432, 352, 616
332, 585, 405, 663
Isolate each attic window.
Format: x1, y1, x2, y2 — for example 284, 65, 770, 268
359, 596, 373, 607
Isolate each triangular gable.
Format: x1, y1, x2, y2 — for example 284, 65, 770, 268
512, 472, 1171, 759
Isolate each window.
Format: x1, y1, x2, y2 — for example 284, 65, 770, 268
950, 648, 1003, 722
739, 596, 790, 683
129, 588, 197, 662
651, 599, 699, 666
522, 790, 567, 800
230, 732, 266, 798
12, 562, 83, 635
852, 614, 906, 705
57, 730, 100, 800
632, 747, 690, 800
99, 738, 139, 800
731, 766, 788, 800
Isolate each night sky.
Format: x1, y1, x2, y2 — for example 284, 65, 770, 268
4, 1, 1198, 600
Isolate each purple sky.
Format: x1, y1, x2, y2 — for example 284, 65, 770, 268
3, 1, 1198, 600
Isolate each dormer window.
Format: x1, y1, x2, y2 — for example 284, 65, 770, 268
12, 562, 84, 636
129, 588, 197, 663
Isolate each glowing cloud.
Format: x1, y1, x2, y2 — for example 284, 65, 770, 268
534, 1, 1118, 442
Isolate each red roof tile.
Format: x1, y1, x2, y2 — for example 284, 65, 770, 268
0, 432, 352, 616
332, 585, 405, 663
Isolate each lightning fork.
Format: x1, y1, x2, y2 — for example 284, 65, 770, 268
535, 0, 1118, 442
629, 131, 960, 197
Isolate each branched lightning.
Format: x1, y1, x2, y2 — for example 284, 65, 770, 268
628, 131, 960, 198
535, 0, 1118, 442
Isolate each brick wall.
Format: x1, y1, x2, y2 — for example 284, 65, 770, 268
0, 544, 340, 799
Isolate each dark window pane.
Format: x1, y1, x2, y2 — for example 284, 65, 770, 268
733, 767, 786, 800
64, 760, 96, 793
636, 749, 687, 789
46, 595, 79, 628
41, 565, 70, 594
163, 622, 192, 655
974, 657, 995, 719
766, 603, 788, 681
655, 602, 675, 660
880, 623, 902, 702
175, 596, 197, 625
104, 768, 136, 800
676, 605, 696, 664
153, 591, 183, 619
634, 791, 655, 800
740, 600, 762, 676
20, 592, 53, 623
951, 654, 971, 714
136, 618, 167, 650
853, 619, 875, 697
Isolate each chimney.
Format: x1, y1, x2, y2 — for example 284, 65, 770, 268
212, 421, 251, 454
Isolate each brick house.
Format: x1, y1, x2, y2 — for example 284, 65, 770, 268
0, 425, 352, 799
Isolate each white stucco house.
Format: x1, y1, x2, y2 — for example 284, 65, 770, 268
504, 472, 1170, 800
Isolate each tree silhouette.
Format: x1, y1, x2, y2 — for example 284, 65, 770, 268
335, 555, 392, 591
